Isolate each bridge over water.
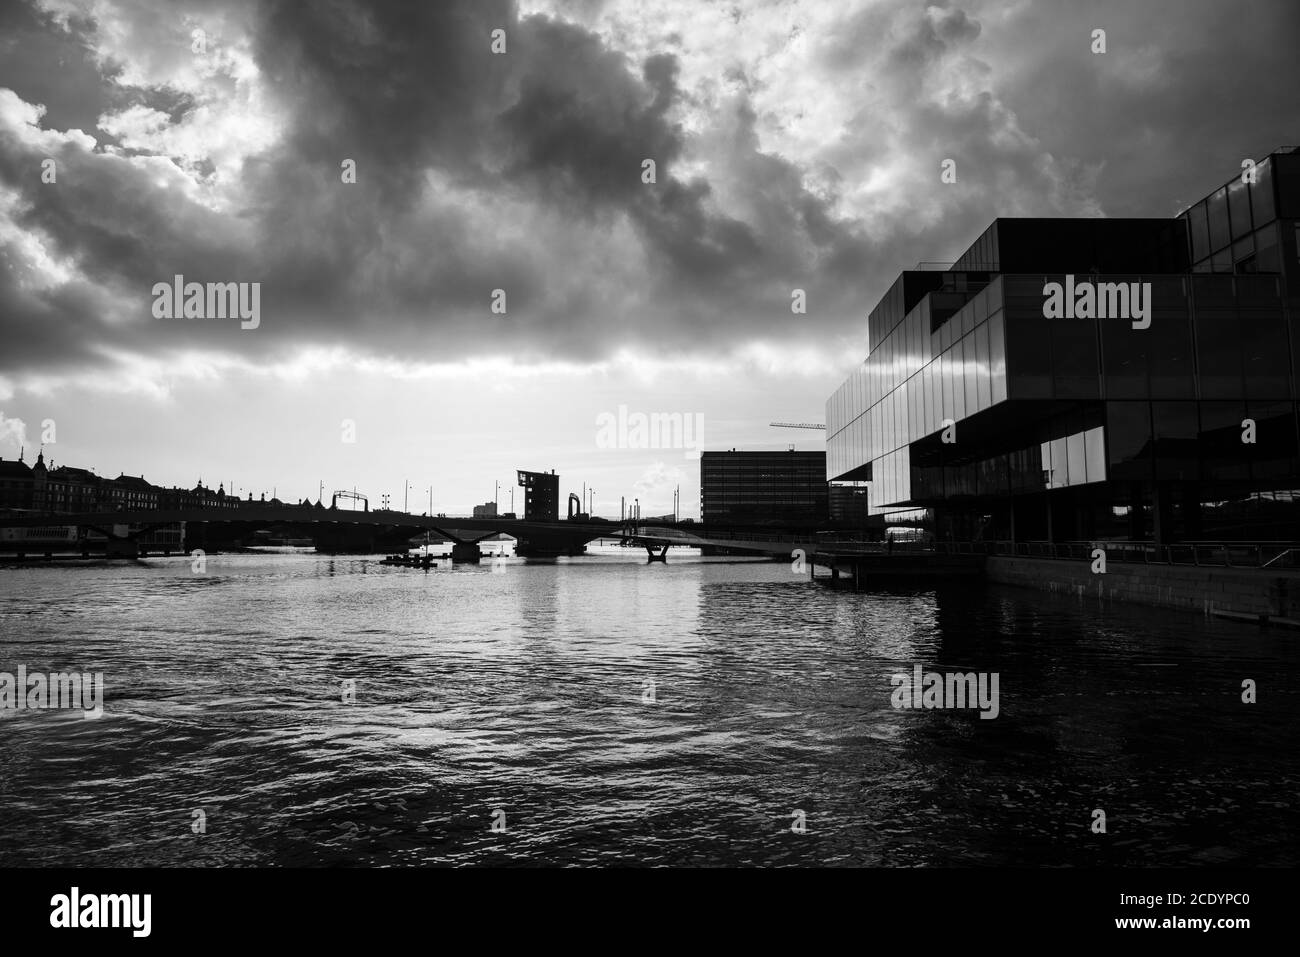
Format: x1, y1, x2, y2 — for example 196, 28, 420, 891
3, 503, 853, 559
0, 504, 982, 581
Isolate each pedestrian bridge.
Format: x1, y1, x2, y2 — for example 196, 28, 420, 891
1, 504, 990, 583
1, 503, 879, 562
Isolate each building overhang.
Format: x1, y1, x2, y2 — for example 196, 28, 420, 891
828, 461, 872, 483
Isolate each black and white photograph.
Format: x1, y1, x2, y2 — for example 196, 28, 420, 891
0, 0, 1296, 939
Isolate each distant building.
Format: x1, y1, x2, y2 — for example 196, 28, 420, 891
29, 450, 48, 508
0, 455, 33, 509
700, 450, 829, 525
829, 483, 871, 526
44, 465, 103, 512
108, 474, 160, 511
0, 454, 244, 517
1, 449, 102, 511
517, 470, 559, 521
170, 481, 238, 510
472, 501, 498, 518
1, 452, 191, 551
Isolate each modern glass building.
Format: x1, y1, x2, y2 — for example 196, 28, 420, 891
826, 148, 1300, 544
700, 451, 829, 526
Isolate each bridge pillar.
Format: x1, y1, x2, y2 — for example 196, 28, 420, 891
105, 537, 139, 559
645, 544, 668, 563
450, 542, 481, 564
313, 525, 376, 555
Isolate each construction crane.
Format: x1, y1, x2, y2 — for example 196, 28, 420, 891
769, 422, 826, 430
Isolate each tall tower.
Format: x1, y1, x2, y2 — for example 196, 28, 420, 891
516, 469, 559, 521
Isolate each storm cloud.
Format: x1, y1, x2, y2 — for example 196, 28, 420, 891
1, 0, 1298, 389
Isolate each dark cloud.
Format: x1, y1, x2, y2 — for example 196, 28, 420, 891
979, 0, 1300, 215
0, 0, 1296, 384
0, 2, 114, 135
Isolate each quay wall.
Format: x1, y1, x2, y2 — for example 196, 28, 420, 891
985, 556, 1300, 625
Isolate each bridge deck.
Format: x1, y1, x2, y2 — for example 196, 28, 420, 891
1, 507, 900, 560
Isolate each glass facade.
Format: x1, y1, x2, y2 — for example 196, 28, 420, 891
826, 149, 1300, 542
828, 276, 1006, 508
1183, 155, 1290, 275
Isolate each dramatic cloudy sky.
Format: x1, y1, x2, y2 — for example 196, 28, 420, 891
1, 0, 1297, 516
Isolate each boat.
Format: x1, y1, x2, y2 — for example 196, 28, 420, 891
0, 522, 81, 553
379, 553, 437, 568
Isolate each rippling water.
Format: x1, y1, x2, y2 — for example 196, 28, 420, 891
1, 547, 1296, 867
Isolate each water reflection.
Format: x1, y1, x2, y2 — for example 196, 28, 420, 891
0, 553, 1295, 866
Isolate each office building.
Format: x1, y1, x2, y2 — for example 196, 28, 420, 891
700, 450, 829, 525
826, 148, 1300, 544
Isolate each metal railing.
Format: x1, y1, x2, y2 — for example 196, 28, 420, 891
615, 529, 1300, 567
969, 540, 1300, 569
